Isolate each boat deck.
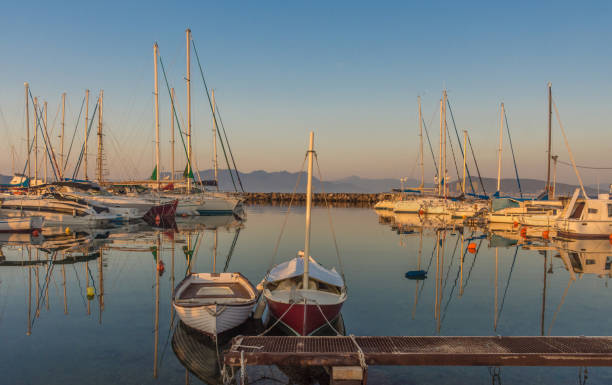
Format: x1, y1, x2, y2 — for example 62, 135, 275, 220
180, 282, 251, 300
224, 335, 612, 367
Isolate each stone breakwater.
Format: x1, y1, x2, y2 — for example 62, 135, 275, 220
243, 192, 384, 205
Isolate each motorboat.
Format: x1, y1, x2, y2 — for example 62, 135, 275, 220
556, 189, 612, 239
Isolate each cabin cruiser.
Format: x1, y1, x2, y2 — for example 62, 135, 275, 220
488, 197, 563, 225
165, 192, 242, 218
556, 188, 612, 239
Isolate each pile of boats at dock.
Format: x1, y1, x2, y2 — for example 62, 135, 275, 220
0, 176, 244, 232
375, 186, 612, 239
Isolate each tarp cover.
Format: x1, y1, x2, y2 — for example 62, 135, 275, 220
492, 198, 520, 212
266, 251, 344, 288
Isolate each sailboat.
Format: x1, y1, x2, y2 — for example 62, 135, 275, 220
262, 132, 347, 336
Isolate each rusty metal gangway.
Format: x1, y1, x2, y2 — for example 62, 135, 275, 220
225, 335, 612, 383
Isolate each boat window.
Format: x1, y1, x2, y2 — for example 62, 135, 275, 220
608, 204, 612, 217
606, 257, 612, 270
569, 202, 585, 219
586, 259, 596, 265
588, 208, 598, 214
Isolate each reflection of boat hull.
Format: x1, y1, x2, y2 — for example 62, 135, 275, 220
0, 216, 43, 232
557, 220, 612, 239
143, 200, 178, 223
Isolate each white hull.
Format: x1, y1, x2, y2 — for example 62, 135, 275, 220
0, 197, 119, 226
173, 303, 253, 335
172, 194, 240, 216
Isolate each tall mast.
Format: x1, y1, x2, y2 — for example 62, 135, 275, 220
497, 103, 504, 193
61, 92, 66, 179
25, 83, 30, 180
154, 43, 160, 190
442, 90, 447, 198
303, 131, 315, 290
212, 89, 219, 190
96, 90, 104, 183
462, 130, 467, 194
418, 96, 424, 189
34, 97, 38, 184
438, 96, 443, 195
44, 101, 47, 184
84, 89, 89, 181
186, 29, 192, 194
546, 82, 552, 197
171, 87, 175, 183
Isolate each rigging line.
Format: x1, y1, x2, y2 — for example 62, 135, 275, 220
441, 234, 460, 295
223, 228, 242, 272
552, 98, 588, 197
315, 153, 345, 281
497, 245, 519, 325
214, 102, 245, 192
416, 235, 439, 302
461, 238, 482, 293
63, 95, 86, 172
29, 91, 60, 181
445, 119, 462, 186
422, 112, 439, 177
503, 108, 523, 198
191, 40, 237, 191
266, 154, 308, 275
446, 98, 476, 194
466, 132, 487, 195
441, 244, 464, 324
556, 159, 612, 170
158, 55, 196, 183
71, 100, 99, 179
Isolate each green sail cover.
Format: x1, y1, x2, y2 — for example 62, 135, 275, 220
183, 164, 194, 179
150, 166, 158, 181
491, 198, 520, 212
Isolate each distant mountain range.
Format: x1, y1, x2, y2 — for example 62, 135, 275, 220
189, 169, 597, 196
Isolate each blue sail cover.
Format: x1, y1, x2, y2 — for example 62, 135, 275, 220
491, 197, 520, 212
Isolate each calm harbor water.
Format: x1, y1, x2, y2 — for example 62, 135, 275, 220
1, 205, 611, 384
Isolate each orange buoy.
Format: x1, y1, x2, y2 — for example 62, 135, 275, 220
467, 242, 477, 253
418, 209, 425, 216
542, 230, 549, 239
513, 221, 519, 228
520, 227, 527, 238
32, 229, 39, 237
157, 261, 165, 275
155, 214, 161, 226
609, 234, 612, 244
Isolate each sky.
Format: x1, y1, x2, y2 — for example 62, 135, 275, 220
0, 0, 611, 186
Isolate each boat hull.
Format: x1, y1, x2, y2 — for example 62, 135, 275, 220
0, 216, 43, 233
265, 296, 344, 336
173, 302, 254, 337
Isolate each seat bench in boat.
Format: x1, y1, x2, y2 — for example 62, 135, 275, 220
179, 282, 252, 301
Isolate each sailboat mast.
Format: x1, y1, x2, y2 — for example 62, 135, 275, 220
303, 131, 315, 290
442, 91, 447, 197
418, 96, 424, 189
61, 92, 65, 179
25, 83, 30, 180
462, 130, 467, 194
438, 96, 443, 195
34, 97, 38, 184
154, 43, 160, 190
186, 29, 192, 194
44, 101, 47, 184
97, 90, 104, 183
212, 89, 219, 190
84, 89, 89, 181
171, 87, 175, 183
546, 82, 552, 197
497, 103, 504, 192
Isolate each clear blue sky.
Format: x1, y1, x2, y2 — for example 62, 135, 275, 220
1, 0, 611, 186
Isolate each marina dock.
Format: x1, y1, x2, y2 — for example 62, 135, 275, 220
225, 335, 612, 368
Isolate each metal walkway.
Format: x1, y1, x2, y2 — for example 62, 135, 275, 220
225, 336, 612, 367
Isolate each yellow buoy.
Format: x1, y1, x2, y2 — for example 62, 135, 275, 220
65, 227, 71, 235
86, 286, 95, 299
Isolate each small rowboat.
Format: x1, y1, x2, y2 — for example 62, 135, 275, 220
173, 272, 257, 337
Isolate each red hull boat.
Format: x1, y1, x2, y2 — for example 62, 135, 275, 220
267, 295, 344, 336
144, 199, 178, 224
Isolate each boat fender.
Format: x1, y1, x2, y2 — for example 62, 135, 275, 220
86, 286, 95, 300
157, 261, 165, 275
65, 227, 71, 235
467, 242, 477, 253
609, 234, 612, 245
32, 229, 39, 237
542, 230, 549, 239
253, 295, 266, 320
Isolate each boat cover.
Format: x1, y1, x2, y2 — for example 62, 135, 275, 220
266, 251, 344, 288
492, 198, 520, 212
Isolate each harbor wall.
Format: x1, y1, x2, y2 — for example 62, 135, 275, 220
243, 192, 383, 205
